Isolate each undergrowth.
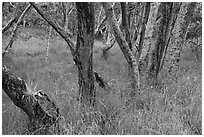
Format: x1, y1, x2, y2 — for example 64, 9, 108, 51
2, 28, 202, 135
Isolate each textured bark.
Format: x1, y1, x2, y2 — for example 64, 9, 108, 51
30, 2, 97, 107
138, 2, 150, 58
2, 66, 60, 134
159, 2, 182, 71
147, 2, 175, 86
102, 2, 140, 90
120, 2, 132, 50
75, 3, 95, 106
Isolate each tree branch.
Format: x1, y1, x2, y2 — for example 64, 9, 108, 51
138, 2, 151, 58
2, 3, 26, 34
4, 4, 32, 53
120, 2, 132, 50
29, 2, 75, 56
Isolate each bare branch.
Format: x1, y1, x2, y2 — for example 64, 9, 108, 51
2, 3, 26, 33
4, 4, 32, 53
102, 2, 140, 88
30, 2, 75, 55
120, 2, 132, 50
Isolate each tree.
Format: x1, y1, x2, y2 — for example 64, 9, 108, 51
29, 2, 96, 106
146, 2, 181, 86
102, 2, 150, 92
2, 66, 60, 134
165, 2, 198, 82
75, 3, 96, 106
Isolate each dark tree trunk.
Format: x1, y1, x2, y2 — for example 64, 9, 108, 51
2, 66, 60, 134
75, 3, 95, 106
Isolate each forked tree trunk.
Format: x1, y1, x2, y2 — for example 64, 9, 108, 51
2, 66, 60, 134
102, 2, 140, 91
147, 2, 181, 86
75, 3, 95, 106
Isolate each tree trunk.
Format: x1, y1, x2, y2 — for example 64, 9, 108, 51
45, 26, 52, 62
75, 3, 95, 106
138, 2, 150, 58
2, 66, 60, 134
147, 2, 175, 86
102, 2, 140, 91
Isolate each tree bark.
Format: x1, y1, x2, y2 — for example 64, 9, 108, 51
159, 2, 182, 72
75, 2, 95, 106
102, 2, 140, 90
120, 2, 132, 50
45, 26, 52, 62
2, 66, 60, 134
147, 2, 175, 86
138, 2, 150, 58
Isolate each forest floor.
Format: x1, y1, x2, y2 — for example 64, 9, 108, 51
2, 28, 202, 135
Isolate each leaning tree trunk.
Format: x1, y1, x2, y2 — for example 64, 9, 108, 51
102, 2, 140, 91
2, 66, 60, 134
147, 2, 178, 86
2, 2, 27, 34
75, 3, 95, 106
4, 3, 32, 52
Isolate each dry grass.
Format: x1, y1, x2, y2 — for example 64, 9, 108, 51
2, 28, 202, 135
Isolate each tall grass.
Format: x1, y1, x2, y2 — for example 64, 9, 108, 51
2, 28, 202, 135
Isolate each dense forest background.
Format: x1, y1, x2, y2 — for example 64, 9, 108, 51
2, 2, 202, 135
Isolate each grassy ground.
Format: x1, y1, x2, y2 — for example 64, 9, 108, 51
2, 28, 202, 135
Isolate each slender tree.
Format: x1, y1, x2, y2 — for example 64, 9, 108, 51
146, 2, 181, 86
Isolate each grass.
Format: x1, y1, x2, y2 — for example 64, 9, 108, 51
2, 28, 202, 135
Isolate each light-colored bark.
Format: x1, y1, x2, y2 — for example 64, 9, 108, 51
102, 2, 140, 89
147, 2, 181, 86
45, 26, 52, 62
